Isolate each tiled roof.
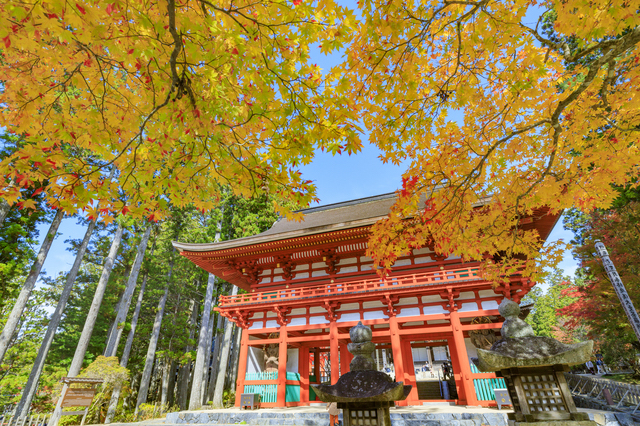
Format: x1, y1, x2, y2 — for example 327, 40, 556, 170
172, 192, 397, 253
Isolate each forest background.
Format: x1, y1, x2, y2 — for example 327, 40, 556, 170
1, 0, 639, 423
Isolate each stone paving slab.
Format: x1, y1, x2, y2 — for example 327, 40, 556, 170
107, 406, 635, 426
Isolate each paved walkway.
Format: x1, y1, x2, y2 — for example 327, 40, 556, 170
99, 405, 632, 426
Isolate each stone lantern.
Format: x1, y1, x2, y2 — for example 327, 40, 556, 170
474, 299, 595, 425
311, 321, 412, 426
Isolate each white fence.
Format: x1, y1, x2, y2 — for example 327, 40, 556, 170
0, 414, 50, 426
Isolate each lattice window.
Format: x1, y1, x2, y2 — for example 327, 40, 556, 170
521, 375, 566, 412
349, 409, 379, 426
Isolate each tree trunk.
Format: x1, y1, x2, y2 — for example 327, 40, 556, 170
206, 313, 225, 403
0, 209, 64, 364
167, 360, 178, 408
228, 324, 242, 391
0, 198, 10, 227
176, 300, 198, 410
104, 268, 151, 424
105, 291, 124, 351
225, 325, 238, 390
105, 226, 152, 357
200, 297, 216, 405
49, 223, 124, 426
189, 274, 215, 409
13, 218, 97, 424
212, 285, 238, 408
160, 359, 172, 408
135, 252, 174, 415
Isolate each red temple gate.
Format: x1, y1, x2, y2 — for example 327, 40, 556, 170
174, 193, 558, 408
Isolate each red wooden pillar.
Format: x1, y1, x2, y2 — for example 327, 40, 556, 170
449, 311, 478, 406
401, 339, 419, 404
330, 320, 339, 384
277, 326, 288, 407
340, 343, 350, 376
300, 346, 310, 404
389, 314, 406, 406
234, 328, 249, 407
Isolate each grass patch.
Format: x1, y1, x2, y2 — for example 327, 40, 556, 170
601, 373, 640, 385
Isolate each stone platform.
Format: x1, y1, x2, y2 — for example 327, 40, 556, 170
110, 406, 636, 426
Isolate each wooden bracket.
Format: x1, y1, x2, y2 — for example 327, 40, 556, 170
319, 248, 341, 275
275, 255, 296, 281
323, 300, 342, 322
274, 306, 292, 326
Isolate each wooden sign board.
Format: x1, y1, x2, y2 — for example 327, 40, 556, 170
493, 388, 512, 410
61, 388, 97, 408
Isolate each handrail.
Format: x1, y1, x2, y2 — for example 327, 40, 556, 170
218, 267, 483, 307
565, 373, 640, 420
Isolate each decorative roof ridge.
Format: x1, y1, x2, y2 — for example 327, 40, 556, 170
293, 192, 397, 215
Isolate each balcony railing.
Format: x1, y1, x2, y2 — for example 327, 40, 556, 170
218, 267, 483, 308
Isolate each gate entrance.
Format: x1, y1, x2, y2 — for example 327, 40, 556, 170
410, 340, 458, 401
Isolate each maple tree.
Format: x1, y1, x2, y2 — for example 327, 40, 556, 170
0, 0, 359, 222
336, 0, 640, 281
560, 203, 640, 369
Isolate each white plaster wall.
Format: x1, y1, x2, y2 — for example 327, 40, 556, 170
423, 305, 447, 315
397, 297, 419, 306
289, 317, 306, 326
309, 315, 329, 325
393, 259, 412, 267
397, 307, 421, 318
458, 302, 479, 313
337, 313, 361, 323
481, 300, 499, 310
363, 310, 388, 320
249, 321, 264, 330
464, 337, 478, 365
337, 303, 359, 311
457, 291, 476, 300
412, 347, 429, 362
339, 266, 358, 274
247, 347, 265, 373
421, 295, 442, 303
287, 348, 299, 373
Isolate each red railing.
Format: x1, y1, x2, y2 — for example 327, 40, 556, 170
218, 267, 483, 307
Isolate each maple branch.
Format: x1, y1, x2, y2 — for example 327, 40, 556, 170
167, 0, 184, 97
